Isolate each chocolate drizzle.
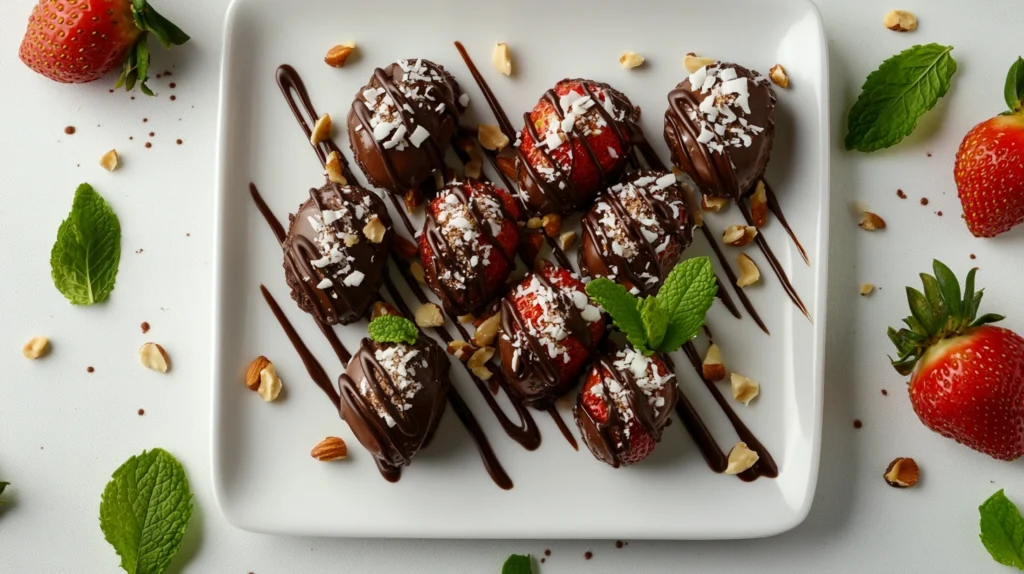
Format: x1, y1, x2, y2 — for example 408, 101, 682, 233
276, 65, 346, 172
699, 223, 769, 335
763, 179, 809, 266
737, 200, 810, 320
547, 406, 579, 451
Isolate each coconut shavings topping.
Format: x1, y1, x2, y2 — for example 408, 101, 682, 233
594, 348, 673, 440
360, 343, 426, 427
686, 64, 769, 154
430, 186, 508, 292
508, 270, 601, 369
307, 191, 375, 292
360, 59, 454, 152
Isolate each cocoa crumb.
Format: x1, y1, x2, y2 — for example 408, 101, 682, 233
137, 408, 145, 416
170, 95, 177, 101
540, 558, 546, 564
129, 136, 134, 140
970, 254, 977, 260
141, 321, 151, 334
143, 118, 149, 123
145, 142, 152, 149
135, 248, 144, 254
927, 152, 932, 157
853, 419, 863, 429
881, 389, 888, 396
896, 189, 906, 199
64, 126, 76, 135
186, 233, 191, 237
169, 82, 176, 89
584, 551, 593, 560
615, 540, 624, 549
920, 197, 929, 206
544, 550, 551, 556
130, 96, 135, 100
149, 132, 155, 137
87, 366, 95, 373
109, 89, 114, 93
176, 139, 183, 145
936, 211, 943, 217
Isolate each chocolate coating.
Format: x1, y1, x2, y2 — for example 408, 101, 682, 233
663, 62, 775, 199
420, 179, 520, 316
283, 181, 393, 325
348, 59, 464, 194
574, 345, 677, 468
579, 170, 695, 296
515, 79, 641, 216
339, 336, 450, 480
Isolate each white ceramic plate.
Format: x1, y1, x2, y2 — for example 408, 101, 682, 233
212, 0, 829, 539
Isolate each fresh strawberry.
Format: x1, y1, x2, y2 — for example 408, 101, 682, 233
517, 79, 640, 215
575, 347, 677, 467
499, 261, 605, 406
419, 180, 521, 315
888, 260, 1024, 461
955, 57, 1024, 237
19, 0, 189, 94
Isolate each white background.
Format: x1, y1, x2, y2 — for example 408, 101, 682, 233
1, 0, 1022, 572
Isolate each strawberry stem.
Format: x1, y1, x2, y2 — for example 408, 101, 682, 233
113, 0, 189, 95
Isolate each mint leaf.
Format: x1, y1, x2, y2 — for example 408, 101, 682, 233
100, 449, 193, 574
0, 481, 8, 497
368, 315, 418, 345
845, 44, 957, 152
656, 257, 718, 352
502, 554, 534, 574
585, 278, 648, 352
1005, 57, 1024, 113
980, 489, 1024, 570
50, 183, 122, 305
639, 296, 667, 352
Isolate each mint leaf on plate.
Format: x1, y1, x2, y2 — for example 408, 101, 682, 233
585, 278, 648, 353
502, 554, 534, 574
50, 183, 122, 305
100, 448, 193, 574
845, 44, 957, 152
979, 489, 1024, 570
656, 256, 718, 352
368, 315, 419, 345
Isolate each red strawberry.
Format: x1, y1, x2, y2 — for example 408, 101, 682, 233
955, 57, 1024, 237
499, 261, 605, 407
419, 180, 521, 315
19, 0, 189, 94
888, 260, 1024, 461
516, 79, 640, 215
575, 347, 677, 467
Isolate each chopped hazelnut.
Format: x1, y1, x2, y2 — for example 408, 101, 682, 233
22, 336, 50, 360
99, 149, 119, 172
310, 114, 332, 146
324, 43, 356, 68
768, 64, 790, 88
884, 457, 920, 488
467, 346, 495, 370
410, 261, 427, 284
702, 194, 729, 212
884, 10, 917, 32
736, 253, 760, 287
860, 283, 875, 296
139, 342, 170, 373
478, 124, 509, 151
471, 365, 493, 380
414, 303, 444, 328
526, 217, 543, 229
558, 231, 577, 251
541, 213, 562, 237
257, 362, 283, 402
731, 373, 760, 406
702, 343, 726, 381
750, 181, 768, 227
472, 314, 501, 347
619, 52, 645, 70
859, 211, 886, 231
724, 442, 759, 475
446, 340, 478, 362
362, 216, 386, 243
684, 53, 716, 73
723, 225, 757, 247
325, 151, 347, 185
492, 43, 512, 76
371, 301, 400, 320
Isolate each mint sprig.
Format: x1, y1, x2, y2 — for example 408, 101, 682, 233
0, 481, 8, 500
845, 44, 958, 152
1005, 57, 1024, 114
586, 257, 718, 356
368, 315, 419, 345
100, 448, 193, 574
502, 554, 534, 574
50, 183, 122, 305
979, 489, 1024, 570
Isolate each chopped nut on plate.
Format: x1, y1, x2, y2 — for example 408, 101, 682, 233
724, 442, 759, 474
750, 181, 768, 227
22, 336, 50, 360
619, 52, 645, 69
736, 253, 760, 287
859, 211, 886, 231
478, 124, 509, 151
139, 342, 170, 373
558, 231, 577, 251
702, 343, 726, 381
492, 42, 512, 75
325, 151, 347, 184
362, 216, 386, 243
324, 43, 356, 68
410, 261, 427, 284
467, 346, 495, 370
414, 303, 444, 328
310, 113, 332, 146
541, 213, 562, 237
526, 216, 543, 229
731, 373, 760, 405
702, 194, 729, 212
471, 365, 493, 380
884, 10, 917, 32
245, 356, 272, 391
472, 313, 501, 347
723, 225, 757, 247
860, 283, 875, 296
684, 53, 716, 73
768, 64, 790, 88
99, 149, 119, 172
372, 301, 399, 320
447, 340, 477, 362
884, 457, 920, 487
311, 436, 348, 461
257, 362, 283, 402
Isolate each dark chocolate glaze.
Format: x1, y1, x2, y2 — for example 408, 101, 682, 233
277, 65, 349, 174
763, 179, 810, 266
282, 183, 393, 325
663, 63, 775, 200
260, 285, 341, 410
673, 391, 729, 473
578, 171, 694, 296
421, 180, 519, 316
515, 80, 641, 216
682, 342, 779, 481
547, 406, 579, 451
574, 346, 678, 467
499, 264, 598, 409
339, 336, 450, 481
699, 223, 769, 335
348, 60, 463, 194
737, 201, 810, 320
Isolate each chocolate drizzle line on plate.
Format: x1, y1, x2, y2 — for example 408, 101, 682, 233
737, 200, 810, 320
277, 65, 346, 171
762, 179, 809, 266
699, 223, 768, 335
548, 405, 579, 451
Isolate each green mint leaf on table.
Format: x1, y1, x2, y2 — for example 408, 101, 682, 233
979, 489, 1024, 570
368, 315, 419, 345
585, 278, 649, 353
502, 554, 534, 574
655, 256, 718, 353
100, 448, 193, 574
639, 296, 667, 350
1005, 57, 1024, 113
0, 481, 8, 498
50, 183, 122, 305
845, 44, 957, 152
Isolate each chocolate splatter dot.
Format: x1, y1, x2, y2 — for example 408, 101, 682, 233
141, 321, 151, 334
143, 118, 149, 123
970, 254, 977, 260
540, 558, 546, 564
896, 189, 906, 199
149, 132, 155, 137
920, 197, 929, 206
129, 136, 134, 140
544, 550, 551, 556
64, 126, 76, 135
881, 389, 888, 396
176, 139, 183, 145
87, 366, 95, 373
109, 89, 114, 93
584, 551, 593, 560
145, 142, 152, 149
169, 82, 176, 89
131, 96, 135, 100
853, 419, 863, 429
135, 248, 144, 254
927, 152, 933, 157
937, 211, 943, 217
170, 95, 177, 101
138, 409, 145, 416
615, 540, 624, 549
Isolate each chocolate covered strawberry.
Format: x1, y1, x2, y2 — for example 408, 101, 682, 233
19, 0, 188, 94
955, 57, 1024, 237
888, 260, 1024, 460
499, 261, 605, 408
575, 345, 678, 467
515, 79, 640, 216
419, 180, 521, 316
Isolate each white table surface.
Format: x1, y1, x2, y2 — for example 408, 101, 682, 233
2, 0, 1021, 572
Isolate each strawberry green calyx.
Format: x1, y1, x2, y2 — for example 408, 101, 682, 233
888, 260, 1004, 375
115, 0, 190, 95
1004, 57, 1024, 115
